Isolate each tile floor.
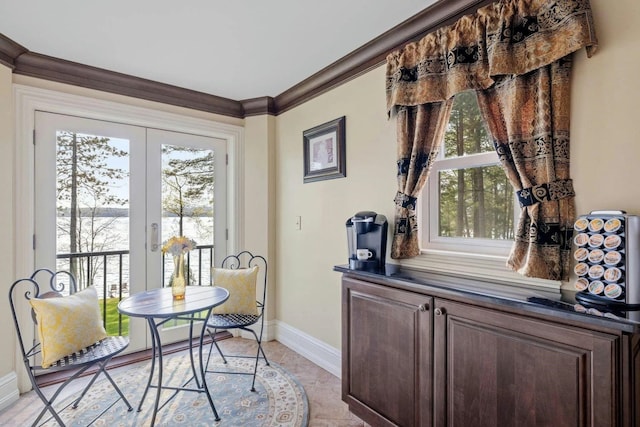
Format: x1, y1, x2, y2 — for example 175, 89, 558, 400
0, 337, 369, 426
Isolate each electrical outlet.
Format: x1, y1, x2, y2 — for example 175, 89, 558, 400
295, 216, 302, 230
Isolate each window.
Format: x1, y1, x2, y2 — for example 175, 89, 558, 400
421, 91, 518, 256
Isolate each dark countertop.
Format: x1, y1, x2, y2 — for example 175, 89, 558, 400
334, 264, 640, 334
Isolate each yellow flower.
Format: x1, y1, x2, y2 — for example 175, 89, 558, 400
161, 236, 197, 256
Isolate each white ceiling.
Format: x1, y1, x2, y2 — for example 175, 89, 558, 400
0, 0, 437, 100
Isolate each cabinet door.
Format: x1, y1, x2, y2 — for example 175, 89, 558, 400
342, 277, 432, 426
433, 299, 619, 427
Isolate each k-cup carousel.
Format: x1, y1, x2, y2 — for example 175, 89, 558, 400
572, 210, 640, 309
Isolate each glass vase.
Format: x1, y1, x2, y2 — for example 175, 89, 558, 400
172, 253, 186, 300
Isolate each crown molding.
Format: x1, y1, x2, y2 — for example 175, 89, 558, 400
13, 52, 244, 118
1, 0, 491, 117
0, 33, 28, 69
241, 96, 277, 117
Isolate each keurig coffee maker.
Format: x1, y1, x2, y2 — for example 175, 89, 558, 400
346, 211, 388, 272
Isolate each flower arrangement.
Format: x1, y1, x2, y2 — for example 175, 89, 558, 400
162, 236, 196, 300
161, 236, 197, 256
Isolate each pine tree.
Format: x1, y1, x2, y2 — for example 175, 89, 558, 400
56, 131, 128, 285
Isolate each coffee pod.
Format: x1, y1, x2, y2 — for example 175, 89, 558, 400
588, 218, 604, 232
604, 250, 622, 266
573, 247, 589, 262
604, 234, 622, 250
588, 264, 605, 279
588, 280, 604, 295
604, 283, 623, 299
574, 277, 589, 291
588, 234, 604, 248
604, 267, 622, 282
588, 249, 604, 264
604, 218, 622, 233
574, 217, 589, 232
574, 262, 589, 276
574, 233, 589, 247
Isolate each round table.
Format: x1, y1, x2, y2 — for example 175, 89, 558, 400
118, 285, 229, 426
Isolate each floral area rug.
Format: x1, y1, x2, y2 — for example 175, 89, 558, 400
42, 353, 309, 426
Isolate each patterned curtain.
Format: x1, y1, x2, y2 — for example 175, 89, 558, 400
392, 101, 453, 258
476, 59, 575, 280
386, 0, 597, 280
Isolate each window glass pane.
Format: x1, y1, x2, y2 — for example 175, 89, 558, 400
443, 91, 492, 158
438, 166, 514, 239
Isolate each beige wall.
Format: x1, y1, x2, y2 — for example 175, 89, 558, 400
0, 64, 15, 379
571, 0, 640, 214
275, 67, 397, 348
243, 115, 277, 322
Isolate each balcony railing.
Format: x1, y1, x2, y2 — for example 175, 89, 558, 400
56, 245, 214, 335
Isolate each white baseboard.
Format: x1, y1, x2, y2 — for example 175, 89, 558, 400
274, 321, 341, 379
0, 371, 19, 412
234, 319, 342, 377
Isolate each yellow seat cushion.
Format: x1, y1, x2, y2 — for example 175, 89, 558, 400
30, 286, 108, 368
212, 266, 259, 315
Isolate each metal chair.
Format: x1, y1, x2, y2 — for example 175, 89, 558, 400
9, 268, 132, 426
205, 251, 269, 392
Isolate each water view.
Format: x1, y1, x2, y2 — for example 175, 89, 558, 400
56, 216, 215, 299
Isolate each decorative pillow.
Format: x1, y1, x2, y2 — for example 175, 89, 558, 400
212, 266, 259, 315
30, 286, 107, 368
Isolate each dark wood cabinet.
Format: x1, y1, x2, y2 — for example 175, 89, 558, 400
342, 277, 432, 426
339, 269, 640, 427
433, 299, 618, 427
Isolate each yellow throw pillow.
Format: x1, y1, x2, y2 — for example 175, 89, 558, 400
30, 286, 108, 368
212, 266, 259, 315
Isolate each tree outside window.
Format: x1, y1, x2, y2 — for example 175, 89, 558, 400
423, 91, 516, 254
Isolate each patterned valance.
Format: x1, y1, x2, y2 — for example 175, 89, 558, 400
386, 0, 598, 112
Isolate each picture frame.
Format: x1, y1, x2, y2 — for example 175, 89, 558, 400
303, 116, 346, 183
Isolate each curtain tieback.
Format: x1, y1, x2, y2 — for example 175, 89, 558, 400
394, 192, 417, 210
517, 179, 574, 207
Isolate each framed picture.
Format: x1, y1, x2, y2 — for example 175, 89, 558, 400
303, 116, 346, 183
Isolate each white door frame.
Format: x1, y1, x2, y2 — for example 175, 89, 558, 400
13, 84, 244, 392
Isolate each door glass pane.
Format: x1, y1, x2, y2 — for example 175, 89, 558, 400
160, 144, 216, 328
438, 166, 514, 239
55, 131, 131, 336
161, 145, 216, 288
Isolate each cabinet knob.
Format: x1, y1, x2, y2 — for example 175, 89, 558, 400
418, 304, 428, 312
434, 307, 445, 316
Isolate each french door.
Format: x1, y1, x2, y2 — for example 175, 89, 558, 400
34, 111, 227, 353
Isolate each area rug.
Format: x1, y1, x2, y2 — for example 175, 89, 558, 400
42, 353, 309, 426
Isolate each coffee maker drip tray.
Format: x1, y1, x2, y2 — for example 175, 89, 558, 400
349, 259, 380, 272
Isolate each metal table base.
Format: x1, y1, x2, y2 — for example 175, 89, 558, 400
118, 286, 229, 426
